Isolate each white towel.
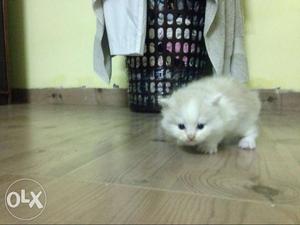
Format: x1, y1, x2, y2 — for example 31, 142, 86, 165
92, 0, 147, 82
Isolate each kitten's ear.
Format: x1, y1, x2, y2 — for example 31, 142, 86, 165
158, 96, 172, 108
208, 93, 223, 106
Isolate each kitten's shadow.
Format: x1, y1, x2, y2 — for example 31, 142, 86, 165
180, 146, 203, 155
180, 145, 228, 155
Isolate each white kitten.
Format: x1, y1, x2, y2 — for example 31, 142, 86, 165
159, 76, 261, 154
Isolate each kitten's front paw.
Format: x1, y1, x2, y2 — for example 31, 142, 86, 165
239, 137, 256, 150
197, 146, 218, 155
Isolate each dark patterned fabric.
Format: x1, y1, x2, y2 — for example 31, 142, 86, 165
127, 0, 212, 112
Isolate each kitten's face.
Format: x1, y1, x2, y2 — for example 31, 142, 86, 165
160, 97, 221, 146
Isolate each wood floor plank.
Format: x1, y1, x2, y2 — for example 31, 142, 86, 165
0, 105, 300, 224
64, 132, 300, 206
0, 176, 299, 224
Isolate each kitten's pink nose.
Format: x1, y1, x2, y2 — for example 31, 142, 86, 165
187, 134, 195, 141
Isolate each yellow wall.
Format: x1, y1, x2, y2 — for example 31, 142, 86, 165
8, 0, 300, 91
244, 0, 300, 91
8, 0, 128, 89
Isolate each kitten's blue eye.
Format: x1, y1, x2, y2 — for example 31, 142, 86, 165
178, 124, 185, 130
197, 123, 205, 129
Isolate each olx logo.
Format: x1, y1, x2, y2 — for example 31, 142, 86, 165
5, 179, 47, 221
6, 189, 44, 209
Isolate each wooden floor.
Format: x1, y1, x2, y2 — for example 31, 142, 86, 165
0, 104, 300, 224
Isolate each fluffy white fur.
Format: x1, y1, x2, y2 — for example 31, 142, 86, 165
159, 76, 261, 154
